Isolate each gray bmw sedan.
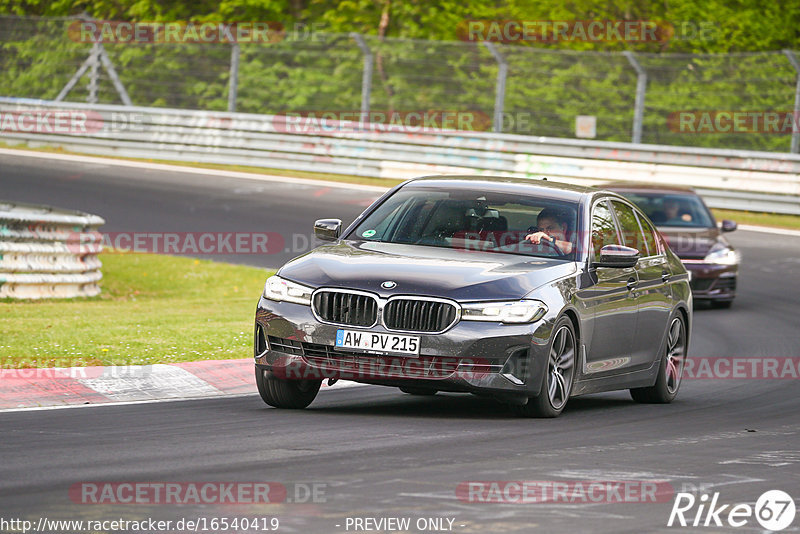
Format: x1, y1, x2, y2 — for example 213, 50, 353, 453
254, 176, 692, 417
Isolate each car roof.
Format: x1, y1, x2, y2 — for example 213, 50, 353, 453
405, 175, 595, 201
602, 181, 698, 194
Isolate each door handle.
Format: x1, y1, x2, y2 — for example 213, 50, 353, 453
662, 271, 670, 282
626, 278, 637, 291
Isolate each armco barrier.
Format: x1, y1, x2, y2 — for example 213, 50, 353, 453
0, 201, 104, 299
1, 97, 799, 214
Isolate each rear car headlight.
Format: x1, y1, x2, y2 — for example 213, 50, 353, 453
262, 275, 313, 305
461, 300, 548, 324
704, 246, 741, 265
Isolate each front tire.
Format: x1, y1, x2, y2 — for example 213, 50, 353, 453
255, 367, 321, 409
512, 316, 576, 418
630, 314, 687, 404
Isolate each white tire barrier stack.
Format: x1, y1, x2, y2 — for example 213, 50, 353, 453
0, 201, 105, 299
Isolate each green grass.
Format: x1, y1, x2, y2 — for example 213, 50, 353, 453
0, 253, 272, 368
711, 209, 800, 230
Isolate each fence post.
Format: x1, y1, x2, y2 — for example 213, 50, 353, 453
784, 50, 800, 154
55, 44, 98, 102
228, 43, 240, 113
624, 51, 647, 144
483, 42, 508, 133
56, 42, 131, 105
87, 42, 100, 104
97, 44, 132, 106
350, 33, 373, 118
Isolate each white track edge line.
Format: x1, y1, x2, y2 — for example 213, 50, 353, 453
737, 224, 800, 237
0, 147, 390, 193
0, 381, 369, 413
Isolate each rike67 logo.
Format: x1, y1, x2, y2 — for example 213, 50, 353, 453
668, 490, 795, 530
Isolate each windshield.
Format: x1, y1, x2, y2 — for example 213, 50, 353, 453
617, 192, 716, 228
348, 186, 580, 260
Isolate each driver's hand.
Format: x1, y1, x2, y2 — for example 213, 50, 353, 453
525, 231, 554, 244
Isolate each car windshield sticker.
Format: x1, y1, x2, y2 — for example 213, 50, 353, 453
362, 229, 377, 238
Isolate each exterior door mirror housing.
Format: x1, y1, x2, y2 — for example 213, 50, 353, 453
314, 219, 342, 241
595, 245, 640, 268
720, 219, 737, 232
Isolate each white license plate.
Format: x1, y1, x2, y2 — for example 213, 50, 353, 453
335, 329, 420, 356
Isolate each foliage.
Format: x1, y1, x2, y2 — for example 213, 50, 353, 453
0, 2, 798, 152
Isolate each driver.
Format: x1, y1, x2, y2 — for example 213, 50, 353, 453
663, 198, 693, 223
525, 208, 573, 254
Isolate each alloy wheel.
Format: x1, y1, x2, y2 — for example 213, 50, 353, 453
665, 317, 686, 394
548, 325, 576, 410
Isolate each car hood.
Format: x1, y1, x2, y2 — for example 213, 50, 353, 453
657, 226, 730, 260
278, 240, 577, 301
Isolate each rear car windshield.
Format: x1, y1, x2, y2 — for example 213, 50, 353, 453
348, 186, 580, 260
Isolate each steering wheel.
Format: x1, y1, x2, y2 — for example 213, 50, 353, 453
539, 235, 565, 256
417, 227, 451, 245
490, 232, 565, 255
514, 229, 566, 256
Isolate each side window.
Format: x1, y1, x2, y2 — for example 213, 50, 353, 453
611, 200, 647, 255
635, 211, 659, 256
591, 200, 621, 259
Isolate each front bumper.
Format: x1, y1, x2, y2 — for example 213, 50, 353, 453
254, 296, 555, 399
682, 262, 737, 301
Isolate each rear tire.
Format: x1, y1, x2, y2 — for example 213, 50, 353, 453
512, 316, 576, 418
630, 314, 687, 404
399, 386, 437, 396
255, 367, 321, 409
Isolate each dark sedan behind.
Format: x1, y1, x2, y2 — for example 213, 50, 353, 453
605, 183, 739, 308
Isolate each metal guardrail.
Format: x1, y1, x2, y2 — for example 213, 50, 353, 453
0, 201, 104, 299
1, 97, 799, 214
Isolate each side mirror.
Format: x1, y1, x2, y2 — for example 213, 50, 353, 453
594, 245, 640, 268
720, 219, 737, 233
314, 219, 342, 241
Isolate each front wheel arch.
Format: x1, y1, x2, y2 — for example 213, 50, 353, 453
513, 315, 578, 418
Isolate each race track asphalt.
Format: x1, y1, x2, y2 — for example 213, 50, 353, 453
2, 152, 799, 533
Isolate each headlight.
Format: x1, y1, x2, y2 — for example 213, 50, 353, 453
704, 246, 740, 265
262, 275, 313, 305
461, 299, 548, 323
